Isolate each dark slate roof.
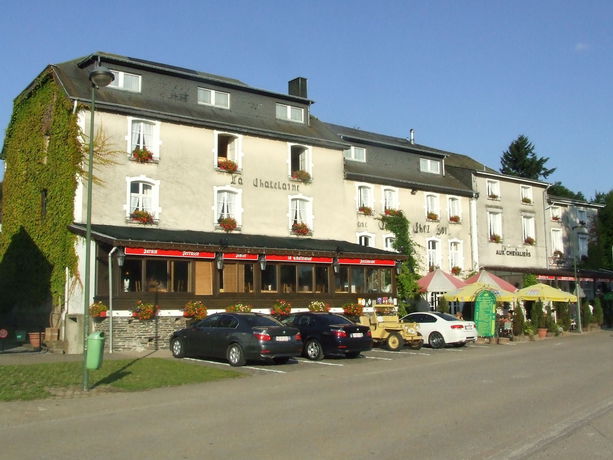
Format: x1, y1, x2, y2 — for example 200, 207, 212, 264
49, 52, 346, 150
325, 123, 475, 196
70, 224, 404, 260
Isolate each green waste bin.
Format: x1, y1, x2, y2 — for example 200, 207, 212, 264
86, 331, 105, 370
15, 330, 26, 342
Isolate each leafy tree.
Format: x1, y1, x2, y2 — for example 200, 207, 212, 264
555, 302, 571, 331
512, 304, 525, 336
548, 181, 585, 201
580, 299, 592, 328
522, 273, 538, 288
591, 190, 613, 269
437, 296, 450, 314
500, 135, 556, 180
593, 298, 603, 326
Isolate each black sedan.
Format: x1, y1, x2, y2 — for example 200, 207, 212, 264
282, 312, 372, 360
170, 312, 302, 366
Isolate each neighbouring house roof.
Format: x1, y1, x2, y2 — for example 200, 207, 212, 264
69, 224, 406, 260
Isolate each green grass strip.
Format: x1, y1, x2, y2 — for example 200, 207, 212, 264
0, 358, 243, 401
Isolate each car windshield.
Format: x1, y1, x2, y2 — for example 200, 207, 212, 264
435, 312, 461, 321
245, 314, 282, 327
318, 314, 353, 325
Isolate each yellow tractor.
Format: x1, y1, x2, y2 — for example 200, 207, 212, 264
358, 305, 423, 351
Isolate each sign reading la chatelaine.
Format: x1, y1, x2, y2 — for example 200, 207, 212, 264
496, 248, 531, 257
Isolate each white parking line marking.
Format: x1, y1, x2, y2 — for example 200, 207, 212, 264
369, 349, 430, 356
364, 356, 393, 361
184, 357, 286, 373
296, 359, 344, 366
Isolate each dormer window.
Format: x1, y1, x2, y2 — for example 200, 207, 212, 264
419, 158, 441, 174
343, 146, 366, 162
198, 88, 230, 109
276, 103, 304, 123
109, 70, 141, 92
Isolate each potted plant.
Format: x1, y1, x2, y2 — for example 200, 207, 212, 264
521, 197, 532, 204
182, 300, 207, 320
426, 212, 439, 221
489, 234, 502, 243
218, 216, 237, 232
217, 158, 238, 173
532, 301, 547, 338
553, 250, 564, 258
524, 236, 536, 246
271, 300, 292, 318
291, 222, 311, 236
89, 301, 108, 318
130, 209, 154, 224
131, 147, 154, 163
384, 208, 401, 217
291, 170, 311, 183
358, 206, 373, 216
308, 300, 330, 312
551, 215, 560, 222
451, 266, 462, 276
131, 300, 159, 320
226, 303, 252, 312
449, 215, 461, 223
488, 193, 499, 200
342, 303, 363, 321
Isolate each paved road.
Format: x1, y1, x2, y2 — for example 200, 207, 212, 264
1, 331, 612, 459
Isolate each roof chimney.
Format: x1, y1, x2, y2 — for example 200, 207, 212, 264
409, 128, 415, 144
288, 77, 308, 98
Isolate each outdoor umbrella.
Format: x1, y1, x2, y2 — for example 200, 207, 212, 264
417, 269, 467, 293
515, 283, 577, 302
464, 270, 518, 292
443, 282, 517, 302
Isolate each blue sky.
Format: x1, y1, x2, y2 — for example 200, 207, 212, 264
1, 0, 611, 198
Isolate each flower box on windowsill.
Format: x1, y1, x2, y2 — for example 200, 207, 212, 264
290, 170, 312, 184
488, 194, 500, 200
128, 210, 156, 225
130, 148, 155, 163
216, 159, 239, 173
426, 212, 439, 222
291, 223, 312, 236
449, 215, 461, 224
358, 206, 373, 216
551, 216, 561, 222
217, 217, 239, 233
451, 266, 462, 276
524, 237, 536, 246
383, 209, 402, 217
521, 197, 533, 205
489, 234, 502, 243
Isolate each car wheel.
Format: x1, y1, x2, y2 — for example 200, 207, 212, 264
428, 332, 446, 349
408, 339, 423, 350
226, 343, 246, 367
170, 338, 185, 358
346, 351, 360, 359
385, 332, 403, 351
305, 339, 324, 360
273, 357, 290, 365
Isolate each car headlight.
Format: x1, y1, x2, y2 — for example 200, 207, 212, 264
404, 327, 416, 335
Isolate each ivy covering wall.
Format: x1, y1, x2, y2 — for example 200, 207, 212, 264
0, 72, 81, 327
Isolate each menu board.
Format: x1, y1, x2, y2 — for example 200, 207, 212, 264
474, 290, 497, 337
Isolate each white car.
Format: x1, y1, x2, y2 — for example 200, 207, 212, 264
400, 312, 477, 348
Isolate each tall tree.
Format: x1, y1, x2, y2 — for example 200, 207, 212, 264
500, 135, 556, 180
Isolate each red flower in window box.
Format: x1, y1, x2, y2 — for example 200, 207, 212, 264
551, 215, 560, 221
524, 236, 536, 246
131, 300, 159, 320
291, 170, 311, 183
384, 208, 402, 217
271, 300, 292, 317
217, 158, 238, 173
449, 215, 461, 223
182, 301, 207, 320
358, 206, 373, 216
218, 217, 237, 232
292, 222, 311, 236
130, 210, 154, 224
89, 301, 108, 318
342, 303, 363, 318
427, 212, 439, 221
489, 234, 502, 243
131, 147, 154, 163
451, 266, 462, 276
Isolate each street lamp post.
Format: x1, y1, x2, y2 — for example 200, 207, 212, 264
571, 225, 583, 334
82, 65, 114, 391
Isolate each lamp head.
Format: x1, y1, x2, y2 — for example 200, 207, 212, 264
89, 66, 115, 88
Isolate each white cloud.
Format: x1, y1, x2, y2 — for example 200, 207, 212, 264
574, 42, 590, 52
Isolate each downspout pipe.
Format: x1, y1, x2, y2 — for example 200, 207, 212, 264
108, 246, 117, 353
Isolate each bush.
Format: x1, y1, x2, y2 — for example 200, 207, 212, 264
436, 297, 450, 314
593, 298, 604, 326
546, 307, 557, 334
555, 302, 571, 331
512, 306, 525, 336
580, 299, 592, 328
531, 301, 545, 329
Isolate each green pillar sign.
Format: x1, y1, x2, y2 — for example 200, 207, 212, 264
474, 290, 496, 337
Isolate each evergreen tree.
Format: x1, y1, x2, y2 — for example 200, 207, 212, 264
500, 135, 556, 180
549, 181, 586, 200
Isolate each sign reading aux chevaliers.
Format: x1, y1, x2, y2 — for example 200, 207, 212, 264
474, 290, 497, 338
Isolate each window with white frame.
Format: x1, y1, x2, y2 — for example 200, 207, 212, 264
487, 211, 503, 241
425, 193, 440, 220
198, 87, 230, 109
448, 197, 461, 222
522, 215, 536, 244
357, 185, 374, 212
382, 187, 398, 211
551, 206, 561, 221
276, 103, 304, 123
486, 180, 500, 199
384, 235, 396, 251
289, 144, 311, 178
215, 132, 241, 169
289, 195, 313, 229
214, 186, 242, 225
357, 232, 375, 247
449, 240, 463, 271
420, 158, 441, 174
109, 70, 141, 92
128, 118, 160, 159
125, 176, 160, 220
577, 208, 587, 225
520, 185, 533, 204
551, 228, 563, 254
578, 234, 588, 258
427, 239, 440, 269
343, 146, 366, 162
